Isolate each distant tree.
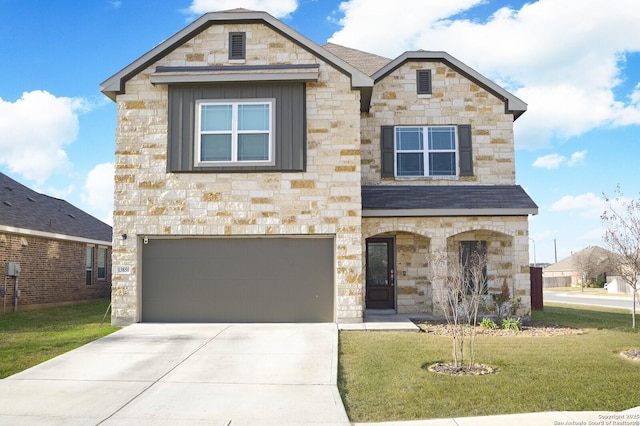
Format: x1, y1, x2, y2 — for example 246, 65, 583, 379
572, 247, 611, 291
601, 186, 640, 328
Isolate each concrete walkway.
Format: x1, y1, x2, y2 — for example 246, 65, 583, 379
0, 323, 348, 425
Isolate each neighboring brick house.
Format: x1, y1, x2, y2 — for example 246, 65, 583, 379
0, 172, 112, 311
100, 9, 537, 326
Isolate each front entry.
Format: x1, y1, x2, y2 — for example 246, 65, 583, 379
365, 237, 395, 309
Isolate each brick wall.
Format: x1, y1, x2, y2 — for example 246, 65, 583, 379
0, 231, 111, 309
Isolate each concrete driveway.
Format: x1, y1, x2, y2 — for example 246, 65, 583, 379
0, 323, 349, 425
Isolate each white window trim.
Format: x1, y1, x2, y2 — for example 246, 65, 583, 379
194, 98, 276, 167
394, 125, 458, 178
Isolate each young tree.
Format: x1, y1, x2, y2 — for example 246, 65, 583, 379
429, 242, 488, 369
601, 187, 640, 328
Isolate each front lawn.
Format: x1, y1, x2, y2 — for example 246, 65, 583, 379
338, 303, 640, 422
0, 299, 119, 378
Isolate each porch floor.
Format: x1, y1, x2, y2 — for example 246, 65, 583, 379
338, 310, 437, 331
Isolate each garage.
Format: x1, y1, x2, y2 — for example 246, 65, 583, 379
140, 237, 334, 322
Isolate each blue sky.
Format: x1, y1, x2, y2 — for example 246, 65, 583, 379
1, 0, 639, 264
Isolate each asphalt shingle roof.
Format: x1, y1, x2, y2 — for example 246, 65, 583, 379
322, 42, 391, 76
362, 185, 538, 214
0, 172, 112, 243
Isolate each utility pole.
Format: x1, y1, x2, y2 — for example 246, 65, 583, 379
554, 238, 558, 263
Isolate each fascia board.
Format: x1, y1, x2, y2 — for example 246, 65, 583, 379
362, 207, 539, 217
372, 51, 527, 119
0, 224, 112, 246
100, 11, 373, 100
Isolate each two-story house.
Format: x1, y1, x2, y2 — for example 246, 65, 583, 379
101, 9, 537, 325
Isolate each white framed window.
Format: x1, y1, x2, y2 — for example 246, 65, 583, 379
395, 126, 457, 177
195, 99, 275, 166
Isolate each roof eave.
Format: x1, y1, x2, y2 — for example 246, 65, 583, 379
100, 11, 373, 102
362, 207, 538, 217
372, 51, 527, 120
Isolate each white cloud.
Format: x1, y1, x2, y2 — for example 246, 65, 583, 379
0, 91, 89, 183
532, 153, 565, 169
532, 150, 587, 169
550, 192, 606, 218
188, 0, 298, 17
567, 150, 587, 167
81, 163, 114, 224
328, 0, 640, 149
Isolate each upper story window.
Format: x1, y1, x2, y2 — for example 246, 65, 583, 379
380, 124, 473, 178
195, 99, 274, 166
395, 126, 457, 177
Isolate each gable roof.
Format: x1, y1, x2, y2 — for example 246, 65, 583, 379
322, 43, 391, 77
100, 10, 373, 103
544, 246, 617, 273
362, 185, 538, 217
371, 51, 527, 120
0, 172, 112, 244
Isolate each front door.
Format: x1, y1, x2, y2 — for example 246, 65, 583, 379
365, 237, 395, 309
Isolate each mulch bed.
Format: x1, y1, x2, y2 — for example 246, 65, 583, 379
411, 319, 584, 337
621, 349, 640, 361
428, 362, 496, 376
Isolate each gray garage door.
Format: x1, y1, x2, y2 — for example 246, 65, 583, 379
141, 237, 334, 322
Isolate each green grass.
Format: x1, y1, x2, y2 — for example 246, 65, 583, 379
0, 300, 119, 378
338, 303, 640, 422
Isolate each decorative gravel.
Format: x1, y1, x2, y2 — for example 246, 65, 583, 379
411, 319, 584, 337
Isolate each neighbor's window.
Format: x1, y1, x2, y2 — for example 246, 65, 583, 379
395, 126, 457, 177
195, 100, 274, 166
86, 246, 94, 286
97, 247, 107, 280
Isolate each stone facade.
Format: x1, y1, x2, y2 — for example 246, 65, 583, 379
0, 231, 111, 310
111, 23, 363, 325
363, 216, 531, 317
105, 12, 533, 325
361, 61, 530, 317
361, 62, 516, 186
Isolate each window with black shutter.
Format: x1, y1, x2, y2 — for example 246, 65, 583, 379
229, 32, 246, 60
380, 124, 474, 178
416, 69, 432, 95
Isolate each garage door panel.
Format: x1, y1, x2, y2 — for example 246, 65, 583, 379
141, 237, 334, 323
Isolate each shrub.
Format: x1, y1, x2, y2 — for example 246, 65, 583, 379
480, 317, 498, 329
501, 318, 522, 331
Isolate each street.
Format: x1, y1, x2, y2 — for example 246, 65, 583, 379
543, 290, 636, 311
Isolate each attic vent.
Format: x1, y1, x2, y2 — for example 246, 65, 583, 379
229, 32, 246, 60
417, 69, 432, 95
67, 213, 76, 219
5, 186, 12, 191
3, 201, 12, 207
27, 196, 35, 202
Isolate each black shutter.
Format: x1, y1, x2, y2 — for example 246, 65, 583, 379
380, 126, 395, 177
416, 70, 432, 95
229, 32, 246, 60
458, 124, 473, 176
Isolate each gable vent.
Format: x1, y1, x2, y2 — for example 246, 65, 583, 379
229, 32, 246, 60
417, 69, 432, 95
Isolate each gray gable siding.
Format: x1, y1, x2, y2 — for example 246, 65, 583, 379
167, 82, 306, 173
